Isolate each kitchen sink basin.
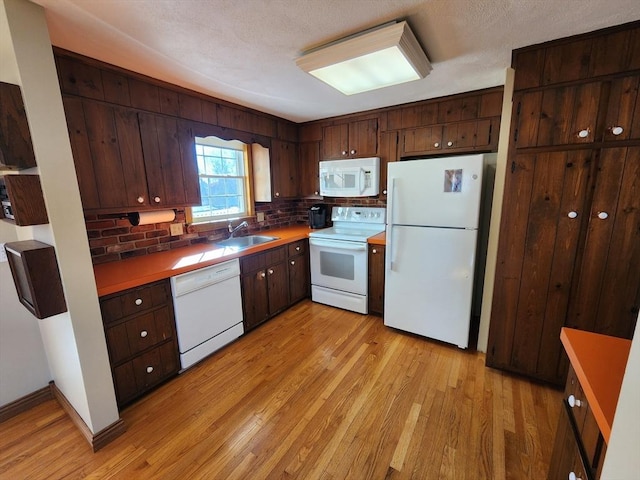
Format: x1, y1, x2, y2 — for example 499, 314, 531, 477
215, 235, 278, 249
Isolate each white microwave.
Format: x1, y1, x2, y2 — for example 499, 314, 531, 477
319, 157, 380, 197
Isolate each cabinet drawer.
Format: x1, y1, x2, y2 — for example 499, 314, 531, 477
100, 280, 170, 323
105, 306, 174, 364
288, 240, 306, 257
113, 341, 178, 403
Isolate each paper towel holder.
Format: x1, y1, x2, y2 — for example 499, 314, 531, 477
127, 209, 176, 226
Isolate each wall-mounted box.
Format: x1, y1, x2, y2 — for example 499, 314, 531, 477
4, 240, 67, 319
0, 175, 48, 225
0, 81, 37, 170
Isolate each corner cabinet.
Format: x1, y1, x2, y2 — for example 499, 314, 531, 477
486, 22, 640, 385
322, 117, 378, 159
99, 279, 180, 407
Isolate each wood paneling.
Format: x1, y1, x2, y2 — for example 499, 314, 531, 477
0, 301, 563, 479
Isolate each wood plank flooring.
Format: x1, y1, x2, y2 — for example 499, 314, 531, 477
0, 300, 562, 479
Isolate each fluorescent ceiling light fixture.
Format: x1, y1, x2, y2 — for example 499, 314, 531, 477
296, 21, 431, 95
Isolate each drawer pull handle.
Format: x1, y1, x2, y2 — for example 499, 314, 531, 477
146, 366, 154, 374
569, 471, 582, 480
568, 394, 582, 408
140, 330, 148, 338
135, 298, 143, 306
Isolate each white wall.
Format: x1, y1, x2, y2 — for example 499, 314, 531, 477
0, 218, 51, 405
601, 316, 640, 479
1, 0, 119, 433
477, 68, 514, 352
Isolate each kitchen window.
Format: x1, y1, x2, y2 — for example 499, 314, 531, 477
189, 136, 253, 224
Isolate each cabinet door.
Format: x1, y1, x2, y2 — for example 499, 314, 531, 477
138, 113, 200, 207
299, 141, 320, 196
348, 118, 378, 157
83, 101, 147, 209
242, 269, 269, 330
0, 81, 37, 170
566, 146, 640, 339
487, 150, 592, 384
514, 82, 601, 148
379, 131, 399, 198
401, 126, 443, 155
322, 123, 349, 159
267, 261, 289, 315
271, 139, 298, 199
368, 244, 385, 316
288, 253, 309, 305
602, 75, 640, 142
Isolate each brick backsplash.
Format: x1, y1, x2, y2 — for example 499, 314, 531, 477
86, 197, 387, 264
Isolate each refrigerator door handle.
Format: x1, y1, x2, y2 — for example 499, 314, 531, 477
388, 177, 396, 271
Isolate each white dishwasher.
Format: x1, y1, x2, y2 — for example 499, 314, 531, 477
171, 258, 244, 370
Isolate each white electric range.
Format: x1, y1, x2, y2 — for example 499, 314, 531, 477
308, 206, 386, 314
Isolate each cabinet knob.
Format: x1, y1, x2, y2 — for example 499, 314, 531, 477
137, 196, 145, 204
146, 366, 154, 374
314, 191, 319, 195
268, 268, 274, 275
275, 192, 280, 198
577, 129, 590, 138
568, 394, 582, 408
341, 150, 348, 156
296, 246, 300, 251
597, 211, 609, 220
260, 272, 266, 278
569, 471, 582, 480
567, 211, 578, 219
290, 260, 295, 265
372, 248, 377, 254
434, 142, 440, 148
135, 298, 143, 306
447, 141, 453, 147
154, 196, 161, 203
382, 189, 387, 195
350, 149, 356, 155
610, 126, 624, 136
140, 330, 148, 338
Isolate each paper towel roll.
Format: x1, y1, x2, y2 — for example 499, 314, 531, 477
128, 209, 176, 226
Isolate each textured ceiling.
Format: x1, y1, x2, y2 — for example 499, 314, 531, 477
31, 0, 640, 123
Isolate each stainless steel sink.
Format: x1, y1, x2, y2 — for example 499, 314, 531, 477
215, 235, 278, 249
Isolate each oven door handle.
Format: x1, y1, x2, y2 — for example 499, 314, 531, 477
309, 238, 367, 251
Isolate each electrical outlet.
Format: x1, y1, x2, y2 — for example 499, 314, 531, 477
170, 223, 184, 236
0, 243, 6, 263
257, 212, 265, 222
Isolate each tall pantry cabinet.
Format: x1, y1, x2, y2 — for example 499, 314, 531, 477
487, 21, 640, 385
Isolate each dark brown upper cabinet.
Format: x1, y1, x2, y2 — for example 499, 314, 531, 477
322, 118, 378, 159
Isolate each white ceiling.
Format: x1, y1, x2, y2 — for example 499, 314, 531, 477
31, 0, 640, 123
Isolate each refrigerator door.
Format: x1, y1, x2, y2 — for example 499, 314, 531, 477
384, 225, 478, 348
387, 154, 486, 229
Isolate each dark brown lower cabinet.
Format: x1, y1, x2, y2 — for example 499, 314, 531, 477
368, 244, 385, 316
100, 279, 179, 407
241, 246, 289, 331
288, 240, 309, 305
241, 241, 311, 332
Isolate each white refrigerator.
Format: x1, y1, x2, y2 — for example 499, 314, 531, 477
384, 153, 492, 348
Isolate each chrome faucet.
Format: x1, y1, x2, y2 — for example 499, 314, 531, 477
228, 220, 248, 238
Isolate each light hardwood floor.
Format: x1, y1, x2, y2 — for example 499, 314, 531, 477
0, 300, 562, 479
